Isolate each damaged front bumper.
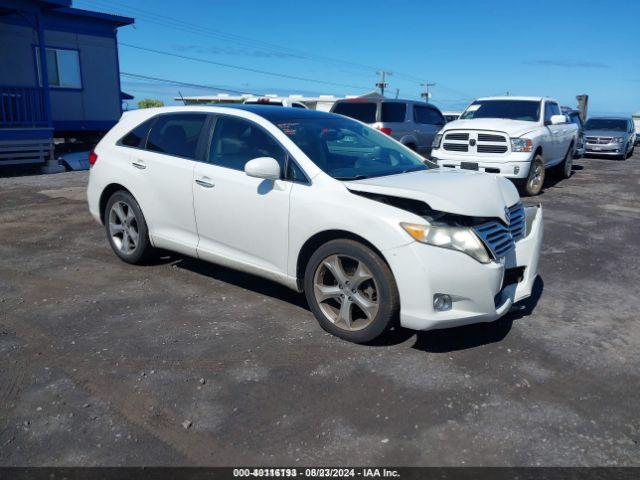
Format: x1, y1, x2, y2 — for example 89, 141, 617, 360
384, 204, 543, 331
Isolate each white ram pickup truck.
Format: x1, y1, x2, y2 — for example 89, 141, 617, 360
430, 96, 578, 195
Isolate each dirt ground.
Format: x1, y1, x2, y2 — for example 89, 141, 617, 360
1, 153, 639, 466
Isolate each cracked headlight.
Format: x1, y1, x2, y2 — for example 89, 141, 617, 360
401, 223, 491, 263
510, 138, 533, 152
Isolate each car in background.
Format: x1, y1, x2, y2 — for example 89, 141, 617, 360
442, 111, 462, 123
243, 97, 308, 109
562, 107, 585, 158
584, 117, 635, 159
431, 96, 578, 196
87, 105, 543, 343
330, 98, 446, 157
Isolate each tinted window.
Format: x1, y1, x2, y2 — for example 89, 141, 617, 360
146, 114, 207, 158
545, 102, 561, 121
209, 116, 286, 173
292, 103, 307, 109
120, 118, 154, 148
275, 116, 429, 180
414, 105, 445, 125
584, 118, 629, 132
381, 102, 406, 122
332, 102, 377, 123
461, 100, 540, 122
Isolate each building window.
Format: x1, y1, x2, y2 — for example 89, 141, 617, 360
35, 47, 82, 89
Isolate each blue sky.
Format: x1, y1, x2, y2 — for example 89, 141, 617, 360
77, 0, 640, 115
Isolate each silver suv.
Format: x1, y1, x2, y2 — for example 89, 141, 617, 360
584, 117, 636, 159
331, 98, 445, 157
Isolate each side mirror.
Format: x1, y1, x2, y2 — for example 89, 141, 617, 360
244, 157, 281, 180
550, 114, 566, 125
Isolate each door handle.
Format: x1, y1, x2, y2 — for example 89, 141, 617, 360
131, 160, 146, 170
195, 178, 215, 188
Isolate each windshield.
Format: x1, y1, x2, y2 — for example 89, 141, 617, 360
332, 102, 377, 123
275, 116, 430, 180
584, 119, 628, 132
461, 100, 541, 122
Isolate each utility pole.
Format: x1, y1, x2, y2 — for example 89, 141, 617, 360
421, 81, 436, 101
376, 71, 392, 96
395, 88, 400, 99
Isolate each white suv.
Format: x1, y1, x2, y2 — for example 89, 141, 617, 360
88, 106, 543, 343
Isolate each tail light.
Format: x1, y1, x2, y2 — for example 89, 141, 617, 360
88, 149, 98, 167
378, 127, 393, 136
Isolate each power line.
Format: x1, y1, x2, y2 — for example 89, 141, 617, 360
120, 72, 259, 95
119, 43, 370, 91
87, 0, 476, 101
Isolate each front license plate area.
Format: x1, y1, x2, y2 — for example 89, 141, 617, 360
461, 162, 479, 171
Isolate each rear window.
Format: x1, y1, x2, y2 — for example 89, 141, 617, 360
381, 102, 406, 122
120, 118, 154, 148
146, 113, 207, 159
332, 102, 377, 123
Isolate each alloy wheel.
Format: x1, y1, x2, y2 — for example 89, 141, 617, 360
313, 254, 379, 331
528, 162, 543, 193
108, 201, 139, 254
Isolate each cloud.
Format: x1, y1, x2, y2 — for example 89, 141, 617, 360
526, 59, 611, 69
172, 44, 305, 60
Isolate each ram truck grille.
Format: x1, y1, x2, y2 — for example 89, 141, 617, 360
441, 131, 509, 155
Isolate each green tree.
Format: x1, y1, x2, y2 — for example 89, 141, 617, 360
137, 98, 165, 109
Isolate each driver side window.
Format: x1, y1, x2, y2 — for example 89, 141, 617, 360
209, 116, 287, 174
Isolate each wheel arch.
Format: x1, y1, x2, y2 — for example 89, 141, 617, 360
99, 183, 134, 225
295, 230, 391, 290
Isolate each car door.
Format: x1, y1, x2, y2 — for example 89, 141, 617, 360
413, 105, 445, 156
543, 102, 562, 163
123, 112, 207, 256
192, 114, 293, 278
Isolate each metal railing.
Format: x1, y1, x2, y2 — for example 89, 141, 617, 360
0, 86, 49, 128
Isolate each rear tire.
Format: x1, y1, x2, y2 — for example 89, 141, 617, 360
104, 191, 154, 264
553, 143, 574, 179
523, 154, 545, 196
304, 239, 399, 343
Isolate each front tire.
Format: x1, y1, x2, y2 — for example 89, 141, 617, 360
104, 191, 153, 264
523, 154, 545, 196
304, 239, 399, 343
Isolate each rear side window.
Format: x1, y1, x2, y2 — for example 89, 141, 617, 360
120, 118, 154, 148
414, 106, 444, 125
146, 114, 207, 159
381, 102, 406, 122
332, 102, 377, 123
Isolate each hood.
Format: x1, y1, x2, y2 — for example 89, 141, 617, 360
442, 118, 539, 137
583, 129, 627, 138
345, 169, 520, 223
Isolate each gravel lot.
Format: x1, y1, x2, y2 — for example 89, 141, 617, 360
1, 153, 639, 466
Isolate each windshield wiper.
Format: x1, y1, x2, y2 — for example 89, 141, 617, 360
334, 175, 369, 181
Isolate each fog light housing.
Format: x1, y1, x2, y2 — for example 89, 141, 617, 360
514, 166, 520, 175
433, 294, 452, 312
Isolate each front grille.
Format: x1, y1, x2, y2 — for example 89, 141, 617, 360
445, 132, 469, 141
585, 136, 613, 144
477, 145, 508, 153
443, 143, 468, 152
474, 202, 525, 259
478, 133, 506, 142
508, 202, 525, 241
474, 222, 514, 258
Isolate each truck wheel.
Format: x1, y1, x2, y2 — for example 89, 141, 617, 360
523, 154, 545, 196
304, 239, 399, 344
554, 143, 574, 179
